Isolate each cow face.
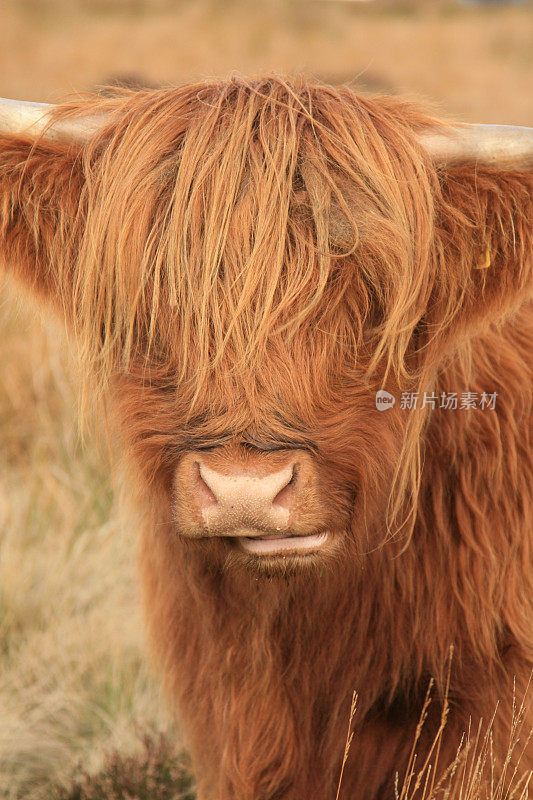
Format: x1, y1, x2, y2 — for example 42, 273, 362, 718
111, 344, 407, 574
1, 80, 531, 573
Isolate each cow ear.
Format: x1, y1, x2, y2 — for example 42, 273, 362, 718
428, 164, 532, 342
0, 134, 85, 315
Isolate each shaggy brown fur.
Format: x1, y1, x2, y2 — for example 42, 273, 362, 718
0, 77, 532, 799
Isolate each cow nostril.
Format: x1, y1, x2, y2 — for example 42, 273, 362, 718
194, 462, 218, 507
272, 463, 300, 510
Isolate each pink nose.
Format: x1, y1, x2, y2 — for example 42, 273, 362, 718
194, 458, 299, 532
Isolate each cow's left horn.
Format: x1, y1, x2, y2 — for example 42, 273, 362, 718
0, 97, 104, 142
418, 124, 533, 169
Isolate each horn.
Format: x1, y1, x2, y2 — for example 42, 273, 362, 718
0, 97, 104, 142
418, 123, 533, 169
2, 97, 532, 168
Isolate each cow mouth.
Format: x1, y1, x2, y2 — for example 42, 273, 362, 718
237, 531, 329, 556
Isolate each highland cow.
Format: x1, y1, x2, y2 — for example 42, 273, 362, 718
0, 77, 532, 799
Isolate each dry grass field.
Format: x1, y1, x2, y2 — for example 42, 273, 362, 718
0, 1, 532, 797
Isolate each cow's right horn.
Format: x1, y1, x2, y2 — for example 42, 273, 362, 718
0, 97, 104, 142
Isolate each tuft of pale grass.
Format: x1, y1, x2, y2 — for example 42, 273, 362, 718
334, 653, 531, 800
0, 284, 176, 800
394, 669, 532, 800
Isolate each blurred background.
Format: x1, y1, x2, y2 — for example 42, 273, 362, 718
0, 1, 532, 798
2, 0, 533, 122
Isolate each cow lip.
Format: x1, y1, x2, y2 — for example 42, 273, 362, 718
237, 531, 329, 555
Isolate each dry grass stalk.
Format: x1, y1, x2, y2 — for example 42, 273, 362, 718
335, 691, 358, 800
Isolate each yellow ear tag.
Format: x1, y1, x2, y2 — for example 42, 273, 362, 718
475, 246, 491, 270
